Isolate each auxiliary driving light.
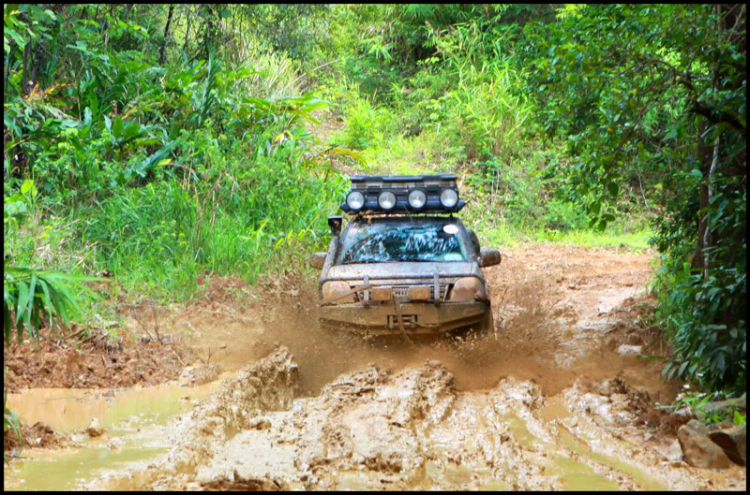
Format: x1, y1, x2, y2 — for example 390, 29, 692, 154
346, 191, 365, 211
378, 191, 397, 210
408, 285, 431, 301
407, 189, 427, 209
340, 174, 466, 214
371, 286, 392, 301
440, 188, 458, 208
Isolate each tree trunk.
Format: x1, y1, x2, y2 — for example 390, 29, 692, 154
183, 5, 192, 54
159, 5, 175, 66
20, 41, 31, 96
203, 4, 215, 59
692, 121, 712, 272
702, 137, 720, 277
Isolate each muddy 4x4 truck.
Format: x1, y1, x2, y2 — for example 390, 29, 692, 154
310, 174, 502, 338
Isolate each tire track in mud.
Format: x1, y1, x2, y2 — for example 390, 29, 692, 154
90, 245, 745, 490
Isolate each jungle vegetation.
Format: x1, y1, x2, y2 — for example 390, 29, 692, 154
3, 4, 745, 401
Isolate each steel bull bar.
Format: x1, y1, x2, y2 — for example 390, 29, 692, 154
318, 272, 487, 340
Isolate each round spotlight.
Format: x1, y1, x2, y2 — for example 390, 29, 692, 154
408, 190, 427, 209
440, 188, 458, 208
346, 191, 365, 211
378, 191, 397, 210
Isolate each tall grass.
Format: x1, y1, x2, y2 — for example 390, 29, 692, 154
73, 148, 347, 302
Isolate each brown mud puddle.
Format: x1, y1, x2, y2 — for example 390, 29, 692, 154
3, 377, 226, 490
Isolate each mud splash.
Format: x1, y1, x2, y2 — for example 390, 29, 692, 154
91, 350, 745, 491
170, 246, 678, 403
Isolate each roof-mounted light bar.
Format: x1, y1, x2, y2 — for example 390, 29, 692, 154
340, 174, 466, 215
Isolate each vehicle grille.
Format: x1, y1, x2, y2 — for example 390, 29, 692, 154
353, 283, 450, 302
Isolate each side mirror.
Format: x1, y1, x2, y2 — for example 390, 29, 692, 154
310, 252, 327, 270
328, 216, 342, 236
479, 249, 502, 268
467, 229, 481, 257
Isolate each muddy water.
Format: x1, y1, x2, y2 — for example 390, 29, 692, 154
5, 377, 226, 491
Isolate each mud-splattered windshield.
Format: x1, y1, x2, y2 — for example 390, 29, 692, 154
338, 220, 468, 263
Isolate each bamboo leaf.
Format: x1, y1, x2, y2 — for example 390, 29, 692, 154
15, 280, 28, 327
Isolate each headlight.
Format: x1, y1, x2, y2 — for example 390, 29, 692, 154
408, 190, 427, 209
449, 277, 486, 302
378, 191, 396, 210
440, 188, 458, 208
346, 191, 365, 211
321, 281, 355, 304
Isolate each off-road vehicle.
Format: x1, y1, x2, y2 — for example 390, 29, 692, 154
310, 174, 501, 338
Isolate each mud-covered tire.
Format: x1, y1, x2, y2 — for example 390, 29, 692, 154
479, 307, 494, 334
449, 308, 493, 341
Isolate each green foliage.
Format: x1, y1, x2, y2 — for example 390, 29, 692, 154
673, 391, 715, 416
526, 4, 745, 229
655, 255, 746, 391
330, 86, 398, 150
526, 4, 746, 395
3, 4, 361, 307
734, 410, 746, 426
4, 381, 22, 462
673, 390, 747, 426
3, 264, 99, 345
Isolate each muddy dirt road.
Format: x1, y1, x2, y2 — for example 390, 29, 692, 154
6, 245, 747, 490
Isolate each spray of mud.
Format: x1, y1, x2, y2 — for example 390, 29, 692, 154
223, 274, 576, 397
175, 246, 678, 402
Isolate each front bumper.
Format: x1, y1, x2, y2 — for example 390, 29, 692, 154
318, 300, 489, 335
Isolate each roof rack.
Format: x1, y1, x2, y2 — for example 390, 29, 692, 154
340, 174, 466, 215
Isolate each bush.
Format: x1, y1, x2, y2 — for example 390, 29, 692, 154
329, 86, 398, 150
654, 178, 746, 393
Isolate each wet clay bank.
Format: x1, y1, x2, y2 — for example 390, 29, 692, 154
89, 245, 744, 490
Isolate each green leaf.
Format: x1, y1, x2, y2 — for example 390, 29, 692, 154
37, 278, 54, 327
607, 182, 619, 197
20, 178, 34, 195
734, 410, 745, 426
130, 141, 178, 179
112, 117, 125, 139
4, 289, 14, 344
26, 274, 37, 330
4, 27, 27, 49
677, 360, 689, 377
123, 121, 141, 139
15, 280, 29, 327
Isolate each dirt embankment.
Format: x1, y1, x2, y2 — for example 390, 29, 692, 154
3, 421, 73, 452
3, 333, 191, 392
83, 245, 745, 491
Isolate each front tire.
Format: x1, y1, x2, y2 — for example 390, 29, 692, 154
479, 307, 495, 334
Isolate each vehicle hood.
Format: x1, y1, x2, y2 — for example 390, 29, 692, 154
325, 261, 481, 281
